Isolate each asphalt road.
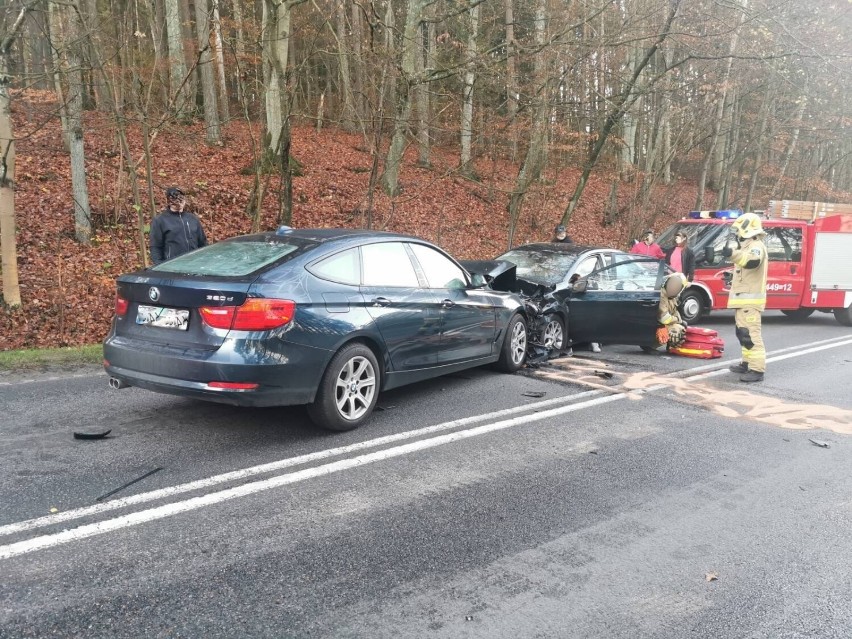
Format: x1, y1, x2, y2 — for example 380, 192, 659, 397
2, 310, 851, 638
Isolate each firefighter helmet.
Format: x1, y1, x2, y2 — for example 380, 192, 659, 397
663, 272, 688, 298
731, 213, 764, 239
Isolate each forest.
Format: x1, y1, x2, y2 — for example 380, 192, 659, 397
0, 0, 850, 350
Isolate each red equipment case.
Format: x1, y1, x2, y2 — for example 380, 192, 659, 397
668, 326, 725, 359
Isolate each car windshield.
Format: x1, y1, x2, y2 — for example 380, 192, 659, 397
495, 247, 579, 285
150, 240, 305, 276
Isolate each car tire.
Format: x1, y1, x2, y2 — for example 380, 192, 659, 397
307, 342, 380, 431
679, 288, 706, 323
781, 308, 815, 321
495, 314, 528, 372
541, 314, 565, 351
833, 305, 852, 327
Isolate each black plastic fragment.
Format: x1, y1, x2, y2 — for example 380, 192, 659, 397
593, 370, 614, 379
522, 391, 546, 398
73, 429, 112, 440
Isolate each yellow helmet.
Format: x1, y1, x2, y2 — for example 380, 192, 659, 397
731, 213, 764, 239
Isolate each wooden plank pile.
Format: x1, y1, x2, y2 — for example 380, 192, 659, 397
766, 200, 852, 221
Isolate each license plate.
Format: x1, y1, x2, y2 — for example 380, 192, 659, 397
136, 305, 190, 330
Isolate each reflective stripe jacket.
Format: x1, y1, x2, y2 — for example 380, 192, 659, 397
727, 236, 768, 310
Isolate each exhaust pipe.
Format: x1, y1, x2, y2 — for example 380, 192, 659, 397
109, 377, 130, 390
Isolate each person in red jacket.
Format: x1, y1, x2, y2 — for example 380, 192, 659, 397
630, 229, 665, 259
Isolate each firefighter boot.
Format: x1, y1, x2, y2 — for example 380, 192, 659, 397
729, 361, 748, 374
739, 370, 764, 383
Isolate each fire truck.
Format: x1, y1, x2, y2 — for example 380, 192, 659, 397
655, 201, 852, 326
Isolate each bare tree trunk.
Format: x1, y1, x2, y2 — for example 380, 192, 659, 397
262, 0, 306, 158
335, 0, 356, 131
0, 5, 33, 308
507, 0, 549, 248
382, 0, 436, 196
350, 1, 366, 124
414, 19, 430, 167
211, 0, 230, 122
67, 7, 92, 244
459, 0, 480, 176
231, 0, 248, 105
47, 1, 70, 150
743, 83, 774, 212
195, 0, 222, 143
165, 0, 191, 116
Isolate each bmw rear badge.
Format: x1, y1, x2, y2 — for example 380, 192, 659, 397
148, 287, 160, 302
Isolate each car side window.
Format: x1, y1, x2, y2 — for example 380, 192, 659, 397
308, 247, 361, 285
361, 242, 420, 287
588, 260, 659, 291
765, 227, 803, 262
409, 243, 468, 290
574, 256, 599, 278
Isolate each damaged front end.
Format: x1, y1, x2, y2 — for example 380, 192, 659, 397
464, 259, 567, 363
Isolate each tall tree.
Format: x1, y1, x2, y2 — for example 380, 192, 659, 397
195, 0, 222, 143
0, 2, 34, 308
165, 0, 191, 116
459, 0, 480, 176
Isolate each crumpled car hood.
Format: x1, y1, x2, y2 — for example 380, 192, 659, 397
461, 260, 519, 292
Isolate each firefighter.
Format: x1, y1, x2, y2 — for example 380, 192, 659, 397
723, 213, 768, 382
656, 272, 688, 348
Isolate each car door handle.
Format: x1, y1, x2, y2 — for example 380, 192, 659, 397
371, 297, 391, 307
441, 299, 455, 308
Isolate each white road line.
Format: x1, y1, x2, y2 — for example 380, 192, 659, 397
1, 335, 850, 560
0, 392, 626, 560
0, 389, 605, 537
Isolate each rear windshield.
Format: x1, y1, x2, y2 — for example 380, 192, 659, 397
496, 248, 579, 285
150, 240, 309, 277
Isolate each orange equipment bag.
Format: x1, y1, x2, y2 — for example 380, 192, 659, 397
667, 326, 724, 359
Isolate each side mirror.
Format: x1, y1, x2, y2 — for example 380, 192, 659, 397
704, 246, 715, 263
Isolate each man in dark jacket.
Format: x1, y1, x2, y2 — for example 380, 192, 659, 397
150, 187, 207, 264
551, 224, 573, 243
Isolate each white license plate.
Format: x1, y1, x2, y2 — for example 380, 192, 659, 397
136, 305, 190, 330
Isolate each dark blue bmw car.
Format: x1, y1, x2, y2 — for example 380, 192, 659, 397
103, 228, 529, 431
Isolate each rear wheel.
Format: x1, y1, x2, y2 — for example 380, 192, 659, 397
833, 305, 852, 327
307, 343, 380, 431
781, 308, 815, 320
541, 314, 565, 351
496, 314, 528, 372
679, 289, 706, 323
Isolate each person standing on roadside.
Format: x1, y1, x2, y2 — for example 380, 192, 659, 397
665, 232, 696, 281
150, 187, 208, 265
630, 229, 665, 259
723, 213, 768, 383
552, 224, 573, 243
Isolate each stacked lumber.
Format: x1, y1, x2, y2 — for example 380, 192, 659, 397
766, 200, 852, 221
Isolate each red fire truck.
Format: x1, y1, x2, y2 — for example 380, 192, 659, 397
655, 202, 852, 326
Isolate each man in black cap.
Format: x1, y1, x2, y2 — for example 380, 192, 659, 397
552, 224, 573, 243
149, 187, 208, 264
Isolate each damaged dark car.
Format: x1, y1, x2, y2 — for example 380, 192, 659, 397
466, 243, 668, 357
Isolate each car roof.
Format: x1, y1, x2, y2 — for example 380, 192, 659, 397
229, 228, 420, 244
501, 243, 621, 256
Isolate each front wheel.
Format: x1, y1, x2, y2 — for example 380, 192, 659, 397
541, 314, 566, 351
495, 314, 528, 372
679, 289, 706, 323
780, 308, 815, 321
834, 305, 852, 327
307, 343, 380, 431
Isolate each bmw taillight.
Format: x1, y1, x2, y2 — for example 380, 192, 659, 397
115, 294, 129, 317
199, 298, 296, 331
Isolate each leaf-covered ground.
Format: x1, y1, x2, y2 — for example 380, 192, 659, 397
2, 91, 702, 350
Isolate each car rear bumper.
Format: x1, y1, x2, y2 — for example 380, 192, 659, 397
103, 335, 330, 407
